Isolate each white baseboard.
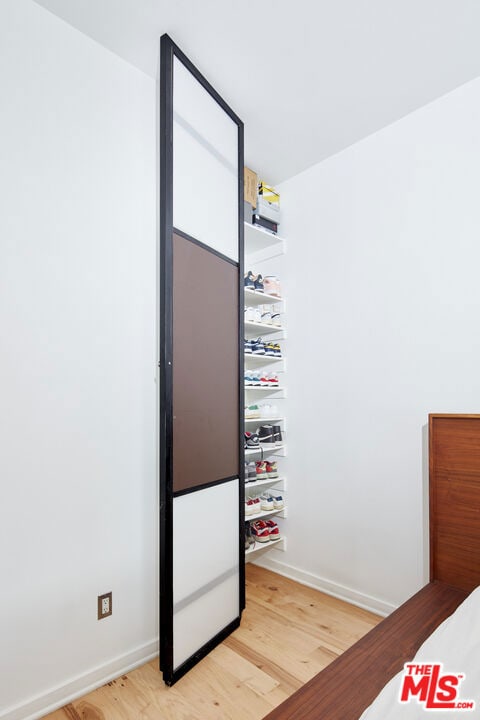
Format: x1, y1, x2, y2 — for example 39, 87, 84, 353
1, 564, 396, 720
253, 556, 397, 617
1, 639, 159, 720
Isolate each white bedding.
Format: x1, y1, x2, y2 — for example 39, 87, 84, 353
359, 586, 480, 720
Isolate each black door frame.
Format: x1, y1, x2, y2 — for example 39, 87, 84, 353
159, 33, 245, 686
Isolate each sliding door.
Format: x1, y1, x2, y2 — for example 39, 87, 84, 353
159, 34, 244, 685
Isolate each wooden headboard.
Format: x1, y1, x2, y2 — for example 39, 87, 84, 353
429, 414, 480, 592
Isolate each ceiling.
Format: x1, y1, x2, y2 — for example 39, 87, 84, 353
34, 0, 480, 184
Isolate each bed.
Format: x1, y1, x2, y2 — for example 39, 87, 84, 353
263, 414, 480, 720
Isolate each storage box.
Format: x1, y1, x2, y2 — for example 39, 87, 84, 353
244, 167, 257, 209
244, 201, 254, 224
256, 196, 281, 224
258, 181, 280, 206
252, 214, 278, 234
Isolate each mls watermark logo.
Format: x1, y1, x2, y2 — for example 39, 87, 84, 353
399, 663, 475, 710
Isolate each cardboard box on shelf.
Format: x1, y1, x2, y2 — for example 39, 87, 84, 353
244, 167, 257, 208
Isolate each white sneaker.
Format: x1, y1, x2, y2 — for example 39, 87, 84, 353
260, 404, 279, 418
261, 304, 272, 325
244, 306, 255, 322
253, 307, 262, 324
245, 404, 261, 419
271, 303, 282, 326
260, 404, 271, 418
260, 494, 274, 511
264, 276, 282, 297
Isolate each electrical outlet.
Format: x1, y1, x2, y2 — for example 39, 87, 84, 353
98, 591, 112, 620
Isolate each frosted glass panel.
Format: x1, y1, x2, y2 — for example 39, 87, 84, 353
172, 480, 239, 670
173, 57, 238, 261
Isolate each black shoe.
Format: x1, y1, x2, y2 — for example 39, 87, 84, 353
272, 425, 283, 446
245, 431, 260, 449
245, 522, 255, 550
257, 424, 275, 444
254, 274, 264, 292
244, 270, 256, 290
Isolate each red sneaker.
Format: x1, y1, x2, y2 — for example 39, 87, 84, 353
265, 461, 278, 478
255, 461, 268, 479
251, 520, 270, 543
265, 519, 281, 541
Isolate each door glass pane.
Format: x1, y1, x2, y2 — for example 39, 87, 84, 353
173, 57, 238, 262
172, 480, 240, 670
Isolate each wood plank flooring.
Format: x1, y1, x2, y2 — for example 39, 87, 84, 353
41, 566, 381, 720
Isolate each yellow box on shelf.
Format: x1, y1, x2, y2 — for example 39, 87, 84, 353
258, 181, 280, 206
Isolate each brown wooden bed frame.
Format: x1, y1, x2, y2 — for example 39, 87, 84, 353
263, 414, 480, 720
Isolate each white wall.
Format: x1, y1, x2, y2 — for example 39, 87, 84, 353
0, 2, 156, 718
259, 77, 480, 613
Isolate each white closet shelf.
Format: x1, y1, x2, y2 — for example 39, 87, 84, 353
244, 320, 285, 335
244, 416, 285, 424
244, 288, 284, 305
244, 476, 286, 490
244, 384, 283, 389
245, 536, 286, 557
245, 506, 287, 521
244, 353, 284, 367
244, 386, 286, 397
245, 444, 286, 457
244, 222, 285, 256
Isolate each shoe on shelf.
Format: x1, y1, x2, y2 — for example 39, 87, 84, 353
246, 496, 261, 514
254, 274, 264, 293
266, 461, 279, 478
244, 271, 256, 290
260, 404, 279, 419
261, 305, 272, 324
244, 370, 254, 386
245, 404, 261, 419
252, 338, 266, 355
250, 370, 262, 386
251, 519, 270, 543
255, 461, 268, 480
244, 306, 255, 323
263, 276, 282, 298
244, 462, 257, 483
244, 339, 254, 354
259, 403, 270, 418
265, 519, 281, 540
273, 343, 282, 357
269, 492, 284, 509
245, 498, 256, 516
264, 341, 276, 357
260, 494, 274, 511
257, 425, 275, 444
257, 489, 284, 510
244, 431, 260, 449
271, 308, 282, 327
272, 425, 283, 446
268, 373, 279, 387
245, 522, 255, 549
259, 373, 270, 387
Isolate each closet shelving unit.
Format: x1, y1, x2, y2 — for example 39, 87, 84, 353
244, 221, 288, 560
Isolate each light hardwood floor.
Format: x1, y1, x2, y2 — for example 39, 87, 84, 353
42, 565, 381, 720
